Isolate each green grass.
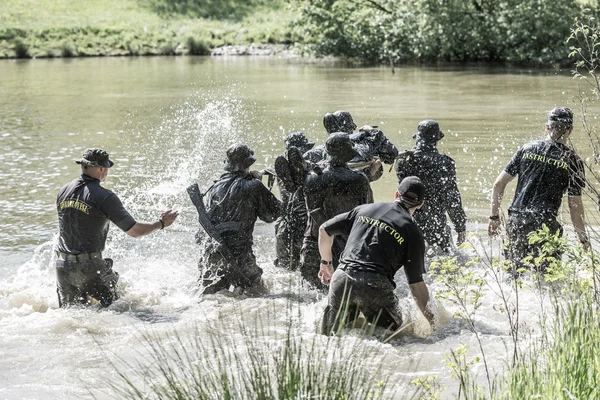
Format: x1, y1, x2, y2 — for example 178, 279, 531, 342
106, 307, 404, 400
0, 0, 295, 58
501, 294, 600, 399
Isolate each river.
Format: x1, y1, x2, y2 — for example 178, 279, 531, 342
0, 57, 598, 399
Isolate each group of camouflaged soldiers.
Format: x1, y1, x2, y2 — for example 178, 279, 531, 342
56, 106, 588, 335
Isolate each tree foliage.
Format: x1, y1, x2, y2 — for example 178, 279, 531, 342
293, 0, 597, 64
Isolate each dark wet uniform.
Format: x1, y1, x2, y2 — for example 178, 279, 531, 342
321, 202, 426, 334
300, 163, 373, 288
395, 144, 466, 252
504, 139, 585, 265
199, 171, 280, 294
303, 129, 399, 182
56, 174, 136, 307
274, 187, 307, 270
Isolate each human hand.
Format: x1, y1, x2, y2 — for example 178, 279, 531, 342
488, 220, 501, 237
160, 209, 179, 228
318, 264, 334, 286
368, 158, 382, 176
457, 231, 466, 246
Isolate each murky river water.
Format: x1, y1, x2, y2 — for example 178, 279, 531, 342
1, 57, 599, 399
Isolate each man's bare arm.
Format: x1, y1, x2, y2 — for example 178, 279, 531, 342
409, 281, 433, 323
489, 171, 515, 236
318, 225, 335, 284
568, 195, 589, 250
127, 210, 179, 238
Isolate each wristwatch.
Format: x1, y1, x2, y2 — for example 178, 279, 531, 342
488, 215, 500, 221
320, 259, 333, 265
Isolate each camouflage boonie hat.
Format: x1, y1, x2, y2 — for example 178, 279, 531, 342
413, 120, 444, 144
325, 132, 359, 162
75, 148, 114, 168
285, 132, 315, 153
224, 144, 256, 172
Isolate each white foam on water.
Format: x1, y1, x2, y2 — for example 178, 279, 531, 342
0, 96, 567, 400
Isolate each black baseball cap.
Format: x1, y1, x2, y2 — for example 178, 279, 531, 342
548, 106, 573, 126
397, 176, 426, 203
75, 148, 114, 168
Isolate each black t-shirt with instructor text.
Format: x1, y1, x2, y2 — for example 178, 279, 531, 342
504, 140, 585, 218
322, 201, 426, 286
56, 174, 136, 254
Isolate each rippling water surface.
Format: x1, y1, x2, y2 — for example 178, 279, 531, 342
1, 57, 598, 399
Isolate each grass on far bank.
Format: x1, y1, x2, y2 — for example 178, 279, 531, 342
0, 0, 295, 58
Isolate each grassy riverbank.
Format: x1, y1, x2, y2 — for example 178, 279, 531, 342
0, 0, 294, 58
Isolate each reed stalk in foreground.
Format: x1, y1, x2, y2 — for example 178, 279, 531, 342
102, 305, 409, 400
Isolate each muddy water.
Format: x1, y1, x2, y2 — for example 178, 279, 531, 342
0, 57, 598, 399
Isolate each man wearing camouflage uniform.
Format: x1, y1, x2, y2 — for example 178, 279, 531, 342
198, 144, 280, 294
300, 132, 373, 288
395, 120, 467, 253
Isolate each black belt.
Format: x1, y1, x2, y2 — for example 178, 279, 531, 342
337, 264, 375, 274
56, 251, 103, 261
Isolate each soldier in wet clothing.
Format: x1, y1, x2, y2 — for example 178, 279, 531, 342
395, 120, 467, 253
489, 107, 588, 270
56, 148, 179, 307
318, 176, 433, 335
304, 110, 398, 181
199, 144, 280, 294
300, 132, 373, 288
274, 132, 315, 270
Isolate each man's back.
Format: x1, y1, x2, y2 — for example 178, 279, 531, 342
506, 139, 585, 218
57, 174, 134, 254
204, 171, 280, 253
304, 165, 372, 238
396, 145, 466, 242
335, 202, 425, 285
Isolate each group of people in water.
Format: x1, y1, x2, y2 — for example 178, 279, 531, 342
55, 105, 588, 335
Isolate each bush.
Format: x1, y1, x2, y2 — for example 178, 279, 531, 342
293, 0, 596, 65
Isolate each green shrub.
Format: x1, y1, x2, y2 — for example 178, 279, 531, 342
186, 36, 211, 55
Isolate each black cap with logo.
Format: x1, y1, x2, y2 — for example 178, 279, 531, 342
75, 148, 114, 168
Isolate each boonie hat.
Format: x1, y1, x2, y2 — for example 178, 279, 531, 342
285, 132, 315, 153
548, 106, 573, 126
325, 132, 359, 162
397, 176, 426, 203
75, 148, 114, 168
413, 120, 444, 144
323, 110, 357, 134
224, 143, 256, 172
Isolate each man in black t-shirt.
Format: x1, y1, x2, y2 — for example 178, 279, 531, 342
395, 120, 467, 253
318, 176, 434, 335
489, 107, 589, 270
56, 148, 179, 307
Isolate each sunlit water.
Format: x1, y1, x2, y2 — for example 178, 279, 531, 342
1, 57, 599, 399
